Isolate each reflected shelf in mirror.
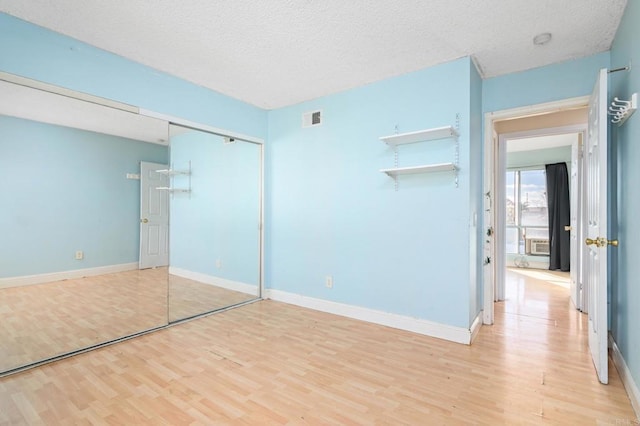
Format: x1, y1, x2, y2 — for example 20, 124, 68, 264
155, 161, 191, 195
167, 125, 262, 323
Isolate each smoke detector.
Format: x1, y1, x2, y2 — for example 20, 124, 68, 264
533, 32, 552, 46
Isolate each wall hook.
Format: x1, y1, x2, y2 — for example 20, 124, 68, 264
609, 93, 637, 126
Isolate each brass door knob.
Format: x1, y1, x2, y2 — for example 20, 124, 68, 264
585, 237, 619, 247
141, 218, 149, 223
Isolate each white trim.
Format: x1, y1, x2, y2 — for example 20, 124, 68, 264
140, 109, 264, 145
0, 70, 138, 113
470, 311, 483, 344
0, 262, 139, 289
265, 289, 478, 345
609, 334, 640, 419
169, 267, 258, 296
483, 96, 590, 324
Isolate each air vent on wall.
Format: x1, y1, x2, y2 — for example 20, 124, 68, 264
302, 110, 322, 127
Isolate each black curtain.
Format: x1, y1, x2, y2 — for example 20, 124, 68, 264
545, 163, 570, 271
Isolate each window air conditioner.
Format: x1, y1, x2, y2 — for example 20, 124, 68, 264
526, 238, 550, 256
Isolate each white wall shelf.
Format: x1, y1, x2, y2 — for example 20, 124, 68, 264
156, 187, 191, 193
155, 161, 191, 196
379, 126, 458, 146
155, 169, 190, 176
379, 118, 460, 190
380, 163, 457, 177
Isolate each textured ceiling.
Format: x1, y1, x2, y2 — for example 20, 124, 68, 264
0, 0, 628, 109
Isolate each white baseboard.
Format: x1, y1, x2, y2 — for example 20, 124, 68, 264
169, 267, 258, 296
0, 262, 139, 289
265, 289, 480, 345
610, 334, 640, 420
470, 311, 483, 344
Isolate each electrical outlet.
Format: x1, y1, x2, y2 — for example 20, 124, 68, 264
75, 250, 84, 260
325, 276, 333, 288
216, 258, 222, 269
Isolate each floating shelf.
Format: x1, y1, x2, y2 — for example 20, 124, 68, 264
156, 187, 191, 193
380, 163, 456, 177
155, 161, 191, 197
379, 126, 458, 146
155, 169, 190, 176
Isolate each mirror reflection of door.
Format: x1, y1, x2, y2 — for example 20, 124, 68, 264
167, 125, 262, 322
139, 161, 169, 269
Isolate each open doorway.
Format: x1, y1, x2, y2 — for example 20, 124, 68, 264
497, 130, 584, 330
483, 100, 589, 325
497, 130, 584, 310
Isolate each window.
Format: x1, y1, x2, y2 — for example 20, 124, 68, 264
505, 168, 549, 255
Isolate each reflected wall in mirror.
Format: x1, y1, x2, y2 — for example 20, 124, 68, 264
0, 80, 170, 374
168, 125, 262, 322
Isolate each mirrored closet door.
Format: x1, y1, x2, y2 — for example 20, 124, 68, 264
167, 125, 262, 322
0, 74, 264, 376
0, 78, 171, 374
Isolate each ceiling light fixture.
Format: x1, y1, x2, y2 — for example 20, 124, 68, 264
533, 32, 552, 46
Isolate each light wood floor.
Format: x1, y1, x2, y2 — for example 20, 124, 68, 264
0, 268, 167, 373
0, 269, 258, 373
0, 268, 636, 424
168, 275, 257, 322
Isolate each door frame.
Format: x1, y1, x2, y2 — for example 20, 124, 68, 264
493, 126, 586, 303
483, 96, 590, 324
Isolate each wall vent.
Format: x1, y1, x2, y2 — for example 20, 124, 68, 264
302, 110, 322, 127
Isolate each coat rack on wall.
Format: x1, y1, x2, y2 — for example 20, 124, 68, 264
609, 93, 637, 126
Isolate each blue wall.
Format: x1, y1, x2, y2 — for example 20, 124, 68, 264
267, 57, 474, 328
0, 115, 168, 277
170, 129, 261, 286
610, 0, 640, 396
483, 52, 610, 113
0, 13, 267, 140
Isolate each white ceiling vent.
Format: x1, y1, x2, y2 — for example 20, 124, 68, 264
302, 110, 322, 128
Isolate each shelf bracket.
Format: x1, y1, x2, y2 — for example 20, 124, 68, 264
393, 146, 399, 191
454, 113, 460, 188
156, 160, 192, 198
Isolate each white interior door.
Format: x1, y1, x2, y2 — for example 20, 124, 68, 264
140, 162, 169, 269
495, 134, 507, 302
586, 68, 609, 385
